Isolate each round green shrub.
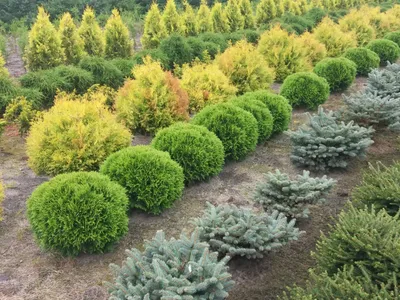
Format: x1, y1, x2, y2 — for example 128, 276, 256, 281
314, 57, 357, 92
280, 72, 330, 109
384, 31, 400, 47
199, 32, 228, 52
109, 58, 137, 79
191, 103, 258, 161
132, 49, 169, 69
0, 76, 18, 112
237, 29, 261, 44
100, 146, 184, 214
239, 91, 292, 134
152, 122, 224, 183
15, 87, 44, 109
54, 65, 94, 94
230, 97, 274, 142
27, 172, 129, 256
223, 32, 244, 45
159, 34, 193, 70
366, 39, 400, 65
187, 37, 207, 60
78, 56, 124, 89
343, 47, 380, 76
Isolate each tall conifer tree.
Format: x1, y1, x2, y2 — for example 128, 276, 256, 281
105, 9, 133, 59
78, 7, 105, 56
240, 0, 255, 29
162, 0, 182, 34
59, 12, 85, 64
196, 0, 212, 34
225, 0, 245, 31
255, 0, 277, 26
211, 2, 229, 33
182, 0, 197, 36
142, 3, 168, 49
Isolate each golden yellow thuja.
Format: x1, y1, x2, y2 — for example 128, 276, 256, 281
217, 40, 275, 93
78, 7, 105, 56
59, 12, 85, 64
115, 57, 189, 134
297, 32, 327, 65
181, 61, 237, 113
162, 0, 183, 34
313, 17, 357, 57
362, 6, 400, 38
196, 0, 212, 33
211, 2, 229, 33
142, 3, 168, 49
0, 53, 9, 77
258, 25, 310, 82
339, 9, 376, 46
26, 94, 131, 176
181, 0, 197, 36
105, 9, 133, 59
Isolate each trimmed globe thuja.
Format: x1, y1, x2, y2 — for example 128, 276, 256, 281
27, 172, 129, 256
314, 57, 357, 92
100, 146, 184, 214
191, 103, 258, 161
280, 72, 330, 109
366, 39, 400, 65
384, 31, 400, 47
152, 122, 224, 183
26, 96, 131, 176
343, 47, 380, 76
239, 90, 292, 134
230, 97, 274, 143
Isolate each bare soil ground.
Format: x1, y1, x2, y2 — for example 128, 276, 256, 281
4, 37, 26, 78
0, 77, 399, 300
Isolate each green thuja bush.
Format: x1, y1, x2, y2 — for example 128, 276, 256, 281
290, 107, 374, 171
100, 146, 184, 214
159, 34, 193, 70
107, 229, 234, 299
254, 170, 336, 218
53, 65, 94, 94
230, 97, 274, 143
58, 12, 85, 65
191, 103, 258, 161
314, 57, 357, 92
104, 9, 133, 59
131, 49, 168, 68
199, 32, 229, 51
313, 205, 400, 292
15, 88, 44, 109
79, 56, 124, 89
193, 202, 303, 259
152, 123, 224, 183
0, 76, 18, 112
366, 39, 400, 65
78, 7, 105, 56
384, 31, 400, 47
27, 172, 129, 256
343, 47, 380, 76
239, 91, 292, 134
352, 162, 400, 216
236, 29, 260, 44
280, 72, 330, 109
109, 58, 136, 79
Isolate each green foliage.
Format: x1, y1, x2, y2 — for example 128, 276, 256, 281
15, 87, 44, 108
131, 49, 169, 68
25, 7, 64, 71
191, 103, 258, 161
290, 107, 374, 171
271, 12, 314, 35
314, 57, 357, 92
366, 62, 400, 98
236, 29, 260, 43
152, 122, 224, 183
384, 31, 400, 47
193, 202, 303, 259
58, 12, 85, 65
4, 96, 39, 136
254, 170, 336, 218
109, 58, 136, 79
230, 97, 274, 143
142, 3, 168, 49
256, 0, 277, 26
199, 32, 229, 51
196, 0, 213, 33
240, 0, 255, 29
313, 205, 400, 292
182, 0, 197, 36
239, 91, 292, 134
280, 72, 330, 109
159, 34, 193, 70
78, 56, 124, 89
104, 9, 133, 59
217, 40, 275, 94
366, 38, 400, 65
162, 0, 183, 34
352, 162, 400, 216
115, 58, 189, 134
0, 76, 18, 113
78, 7, 105, 56
27, 172, 129, 256
100, 145, 184, 214
0, 53, 8, 77
343, 47, 380, 76
297, 32, 327, 65
225, 0, 245, 31
107, 229, 234, 299
339, 10, 376, 46
27, 96, 131, 176
211, 2, 229, 33
53, 65, 94, 94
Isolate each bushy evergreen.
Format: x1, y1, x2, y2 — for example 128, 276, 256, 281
240, 0, 255, 29
104, 9, 133, 59
191, 103, 258, 161
255, 0, 277, 26
366, 38, 400, 65
338, 10, 376, 46
100, 146, 184, 214
162, 0, 182, 34
58, 12, 85, 65
0, 76, 18, 112
314, 57, 357, 92
384, 31, 400, 47
159, 34, 193, 69
27, 172, 129, 256
211, 2, 229, 33
4, 96, 39, 136
25, 7, 64, 71
193, 202, 303, 259
107, 229, 234, 299
225, 0, 245, 31
152, 122, 224, 183
297, 32, 327, 65
53, 65, 94, 94
142, 3, 168, 49
343, 47, 380, 76
78, 7, 105, 56
290, 107, 374, 171
366, 62, 400, 97
196, 0, 213, 34
280, 72, 330, 109
182, 0, 197, 36
110, 58, 136, 79
254, 170, 336, 218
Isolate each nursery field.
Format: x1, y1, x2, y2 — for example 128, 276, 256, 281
0, 77, 398, 299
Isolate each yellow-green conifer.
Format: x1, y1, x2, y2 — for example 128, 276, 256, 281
211, 2, 230, 33
182, 0, 197, 36
59, 12, 85, 64
78, 7, 105, 56
162, 0, 183, 34
196, 0, 212, 34
105, 9, 133, 59
255, 0, 277, 27
25, 7, 64, 71
275, 0, 285, 16
284, 0, 302, 15
0, 53, 9, 77
240, 0, 255, 29
225, 0, 245, 31
142, 3, 168, 49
